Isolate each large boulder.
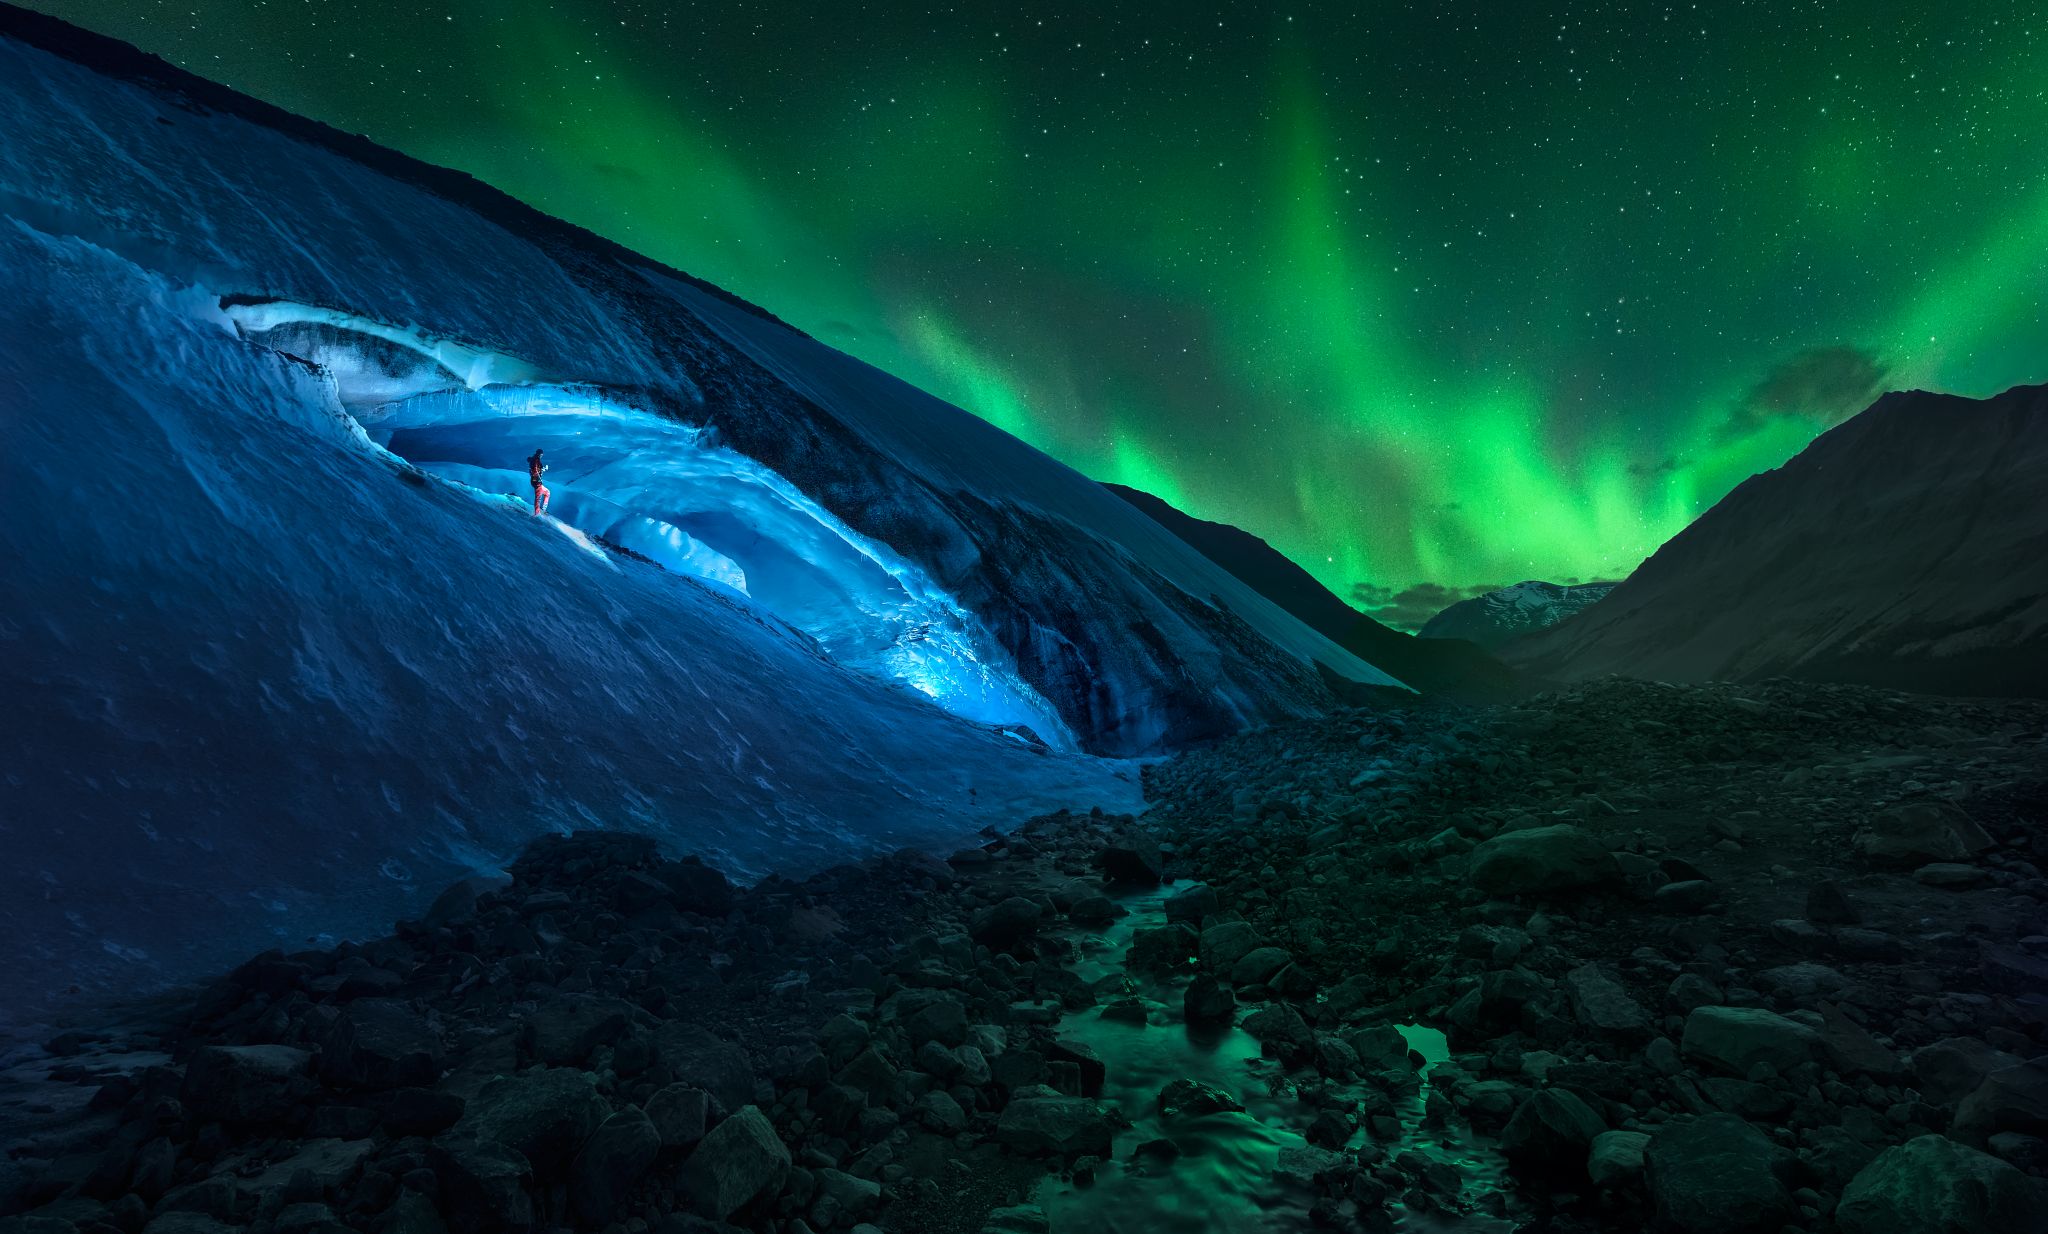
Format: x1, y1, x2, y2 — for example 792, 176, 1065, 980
1499, 1089, 1607, 1175
969, 897, 1043, 950
679, 1106, 790, 1220
996, 1097, 1112, 1156
1836, 1134, 2038, 1234
1855, 802, 1992, 868
1588, 1129, 1651, 1188
644, 1085, 710, 1149
1182, 975, 1236, 1026
570, 1109, 661, 1226
180, 1045, 314, 1127
1565, 964, 1652, 1038
1954, 1061, 2048, 1146
1644, 1114, 1797, 1234
521, 995, 634, 1067
1680, 1006, 1825, 1077
430, 1138, 535, 1234
453, 1069, 610, 1169
1157, 1079, 1243, 1119
1468, 825, 1620, 896
1198, 921, 1264, 971
1912, 1039, 2023, 1108
320, 999, 442, 1089
650, 1024, 756, 1115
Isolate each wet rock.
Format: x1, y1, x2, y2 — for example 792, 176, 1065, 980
1182, 975, 1236, 1026
1242, 1003, 1315, 1066
1499, 1089, 1607, 1175
1468, 824, 1621, 896
1228, 945, 1295, 988
1198, 921, 1264, 971
453, 1068, 609, 1167
980, 1204, 1050, 1234
1836, 1134, 2037, 1234
430, 1138, 535, 1234
1047, 1039, 1108, 1097
1348, 1025, 1414, 1072
1164, 883, 1218, 925
645, 1084, 711, 1149
1644, 1113, 1797, 1234
1565, 963, 1651, 1037
1127, 925, 1198, 975
570, 1108, 660, 1226
1157, 1079, 1244, 1118
1855, 802, 1992, 868
180, 1044, 314, 1127
321, 999, 443, 1090
680, 1105, 790, 1220
1680, 1006, 1824, 1077
996, 1097, 1112, 1156
1587, 1128, 1651, 1188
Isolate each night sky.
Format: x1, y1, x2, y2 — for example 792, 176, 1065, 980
34, 1, 2048, 626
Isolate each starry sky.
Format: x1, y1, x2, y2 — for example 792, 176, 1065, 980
34, 1, 2048, 626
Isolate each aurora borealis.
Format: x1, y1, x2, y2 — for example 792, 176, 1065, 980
34, 1, 2048, 622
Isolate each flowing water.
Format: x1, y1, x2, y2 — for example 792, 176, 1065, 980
1039, 887, 1517, 1234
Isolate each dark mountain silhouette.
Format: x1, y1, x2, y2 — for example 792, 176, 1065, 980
1104, 484, 1521, 700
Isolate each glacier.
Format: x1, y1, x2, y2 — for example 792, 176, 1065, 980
0, 11, 1403, 1023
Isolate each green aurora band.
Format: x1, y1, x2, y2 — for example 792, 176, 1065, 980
32, 1, 2048, 619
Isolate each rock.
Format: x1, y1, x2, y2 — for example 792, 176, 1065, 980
1068, 894, 1115, 925
1183, 975, 1236, 1026
645, 1084, 711, 1149
1817, 1002, 1902, 1079
1680, 1006, 1824, 1077
1228, 945, 1294, 988
1666, 973, 1722, 1012
1241, 1002, 1315, 1065
1644, 1113, 1798, 1234
980, 1204, 1050, 1234
1164, 883, 1218, 925
1467, 824, 1621, 896
904, 995, 969, 1047
1855, 802, 1992, 868
1836, 1134, 2038, 1234
453, 1068, 610, 1168
1914, 862, 1990, 889
1911, 1038, 2022, 1108
1801, 1125, 1880, 1191
996, 1097, 1112, 1156
1654, 880, 1721, 912
651, 1023, 756, 1115
180, 1044, 314, 1127
1587, 1129, 1651, 1188
521, 995, 632, 1066
811, 1169, 881, 1225
1047, 1039, 1107, 1097
1954, 1061, 2048, 1145
1565, 964, 1651, 1037
1198, 921, 1264, 970
378, 1192, 448, 1234
913, 1090, 968, 1133
657, 856, 735, 916
1157, 1079, 1244, 1118
570, 1108, 660, 1226
380, 1087, 464, 1137
1099, 833, 1163, 885
322, 1000, 442, 1090
1498, 1089, 1607, 1175
142, 1217, 239, 1234
969, 897, 1043, 950
1349, 1025, 1413, 1072
1127, 925, 1198, 975
680, 1106, 790, 1220
1805, 879, 1860, 925
430, 1139, 535, 1234
832, 1047, 899, 1104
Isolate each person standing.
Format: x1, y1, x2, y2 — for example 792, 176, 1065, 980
527, 448, 550, 516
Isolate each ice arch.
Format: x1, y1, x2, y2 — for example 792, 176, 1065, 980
228, 301, 1075, 746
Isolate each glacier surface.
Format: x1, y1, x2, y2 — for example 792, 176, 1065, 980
0, 19, 1400, 1021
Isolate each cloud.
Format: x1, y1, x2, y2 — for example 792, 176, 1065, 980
1350, 581, 1501, 632
1720, 346, 1888, 441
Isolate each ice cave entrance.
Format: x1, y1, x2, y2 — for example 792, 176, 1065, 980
227, 301, 1074, 748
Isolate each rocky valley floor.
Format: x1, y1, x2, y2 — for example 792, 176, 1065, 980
2, 679, 2045, 1234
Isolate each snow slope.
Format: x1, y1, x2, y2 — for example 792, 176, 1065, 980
1417, 581, 1619, 652
1509, 386, 2048, 695
0, 10, 1399, 1018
